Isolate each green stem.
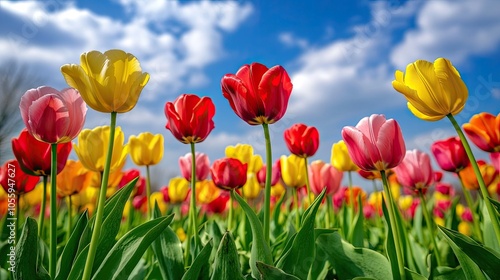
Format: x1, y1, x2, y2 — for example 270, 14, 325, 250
418, 191, 443, 266
457, 173, 483, 242
185, 142, 199, 266
381, 170, 406, 280
229, 190, 234, 231
67, 195, 72, 242
50, 143, 58, 280
39, 175, 48, 238
82, 111, 117, 280
303, 157, 312, 205
347, 171, 355, 226
146, 165, 152, 220
262, 123, 272, 244
293, 188, 300, 230
326, 195, 332, 228
447, 114, 500, 244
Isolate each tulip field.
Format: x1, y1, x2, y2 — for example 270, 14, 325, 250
1, 50, 500, 280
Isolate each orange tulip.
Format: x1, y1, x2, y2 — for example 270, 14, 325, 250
463, 112, 500, 153
459, 160, 498, 190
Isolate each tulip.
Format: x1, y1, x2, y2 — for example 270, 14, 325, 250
491, 152, 500, 172
241, 173, 261, 200
331, 140, 359, 172
358, 169, 381, 180
74, 126, 128, 173
61, 49, 150, 113
283, 123, 320, 158
56, 160, 89, 198
149, 191, 168, 215
196, 180, 220, 204
221, 62, 293, 243
211, 158, 248, 191
12, 129, 72, 177
257, 159, 281, 187
459, 160, 498, 190
342, 114, 406, 172
164, 94, 215, 144
431, 136, 470, 172
0, 159, 39, 195
280, 155, 307, 189
202, 191, 230, 214
225, 144, 263, 173
463, 112, 500, 153
20, 86, 87, 144
128, 132, 164, 166
118, 169, 145, 197
342, 114, 406, 277
221, 62, 292, 125
392, 58, 468, 121
309, 160, 342, 196
168, 177, 190, 204
179, 152, 210, 182
393, 150, 434, 193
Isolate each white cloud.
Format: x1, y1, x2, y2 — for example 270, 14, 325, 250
391, 0, 500, 69
279, 32, 309, 49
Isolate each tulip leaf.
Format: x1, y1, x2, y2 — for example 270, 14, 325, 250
210, 231, 244, 280
66, 245, 90, 279
404, 268, 427, 280
481, 201, 500, 252
276, 188, 326, 279
271, 193, 286, 239
14, 217, 50, 280
431, 266, 465, 280
55, 210, 88, 280
488, 197, 500, 217
256, 262, 300, 280
232, 190, 273, 279
316, 231, 392, 280
181, 240, 213, 280
151, 203, 184, 280
91, 214, 174, 279
438, 225, 500, 279
347, 194, 365, 247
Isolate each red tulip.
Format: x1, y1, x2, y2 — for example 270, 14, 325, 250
20, 86, 87, 144
0, 159, 39, 195
435, 182, 454, 196
210, 158, 247, 190
431, 136, 469, 172
308, 160, 343, 196
12, 129, 72, 177
341, 114, 406, 171
463, 112, 500, 152
257, 159, 281, 187
118, 169, 145, 197
221, 62, 292, 125
178, 152, 210, 182
393, 150, 434, 193
284, 123, 320, 158
164, 94, 215, 144
202, 191, 230, 214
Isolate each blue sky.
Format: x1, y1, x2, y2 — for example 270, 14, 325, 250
1, 0, 499, 190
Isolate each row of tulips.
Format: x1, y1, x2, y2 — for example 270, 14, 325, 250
0, 49, 499, 280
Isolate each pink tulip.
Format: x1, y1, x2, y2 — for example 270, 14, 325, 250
341, 114, 406, 171
257, 159, 281, 187
308, 160, 343, 196
179, 152, 210, 182
491, 152, 500, 172
394, 150, 434, 193
20, 86, 87, 144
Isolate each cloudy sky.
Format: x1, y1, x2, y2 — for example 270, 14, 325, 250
1, 0, 499, 190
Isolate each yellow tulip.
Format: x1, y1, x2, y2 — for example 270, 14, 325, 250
271, 182, 286, 198
456, 204, 465, 218
398, 195, 413, 211
150, 191, 167, 214
280, 154, 307, 188
72, 185, 98, 208
74, 126, 128, 173
225, 144, 263, 173
196, 180, 220, 204
129, 132, 164, 166
176, 227, 187, 242
241, 173, 261, 199
458, 221, 472, 236
56, 160, 89, 197
21, 182, 46, 207
434, 217, 445, 227
88, 164, 124, 196
392, 58, 468, 121
168, 177, 190, 204
331, 140, 358, 172
61, 49, 150, 113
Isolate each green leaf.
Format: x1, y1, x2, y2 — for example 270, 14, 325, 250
232, 190, 273, 279
55, 210, 88, 280
488, 197, 500, 217
317, 231, 392, 280
152, 203, 184, 280
256, 262, 300, 280
348, 195, 365, 247
14, 217, 50, 280
404, 268, 427, 280
276, 188, 326, 279
66, 245, 90, 279
210, 231, 244, 280
431, 266, 465, 280
271, 193, 286, 239
438, 226, 500, 279
481, 200, 500, 252
91, 214, 174, 279
181, 240, 213, 280
92, 177, 138, 271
